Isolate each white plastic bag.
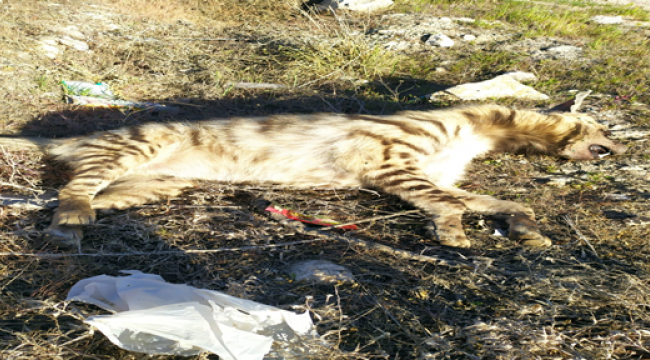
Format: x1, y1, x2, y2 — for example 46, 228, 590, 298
67, 271, 315, 360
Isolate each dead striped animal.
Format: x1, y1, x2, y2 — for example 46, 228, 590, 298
0, 101, 626, 249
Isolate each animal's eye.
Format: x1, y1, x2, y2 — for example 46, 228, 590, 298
603, 130, 612, 136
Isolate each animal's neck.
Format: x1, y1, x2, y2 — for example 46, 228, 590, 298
462, 106, 576, 156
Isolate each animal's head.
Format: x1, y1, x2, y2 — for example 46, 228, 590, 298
553, 112, 626, 160
547, 92, 626, 160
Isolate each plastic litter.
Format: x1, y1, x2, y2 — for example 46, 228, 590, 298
61, 80, 115, 99
265, 205, 358, 230
66, 271, 317, 360
62, 80, 179, 112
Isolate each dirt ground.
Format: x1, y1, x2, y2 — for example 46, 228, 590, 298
1, 0, 650, 359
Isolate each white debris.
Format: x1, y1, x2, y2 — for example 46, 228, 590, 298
424, 33, 454, 47
429, 74, 549, 101
492, 229, 507, 237
503, 71, 537, 83
57, 36, 90, 51
461, 34, 476, 41
316, 0, 393, 12
591, 15, 624, 24
67, 271, 317, 360
289, 260, 355, 284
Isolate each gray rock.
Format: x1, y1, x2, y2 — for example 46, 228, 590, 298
58, 36, 90, 51
289, 260, 355, 284
425, 33, 454, 47
429, 74, 549, 101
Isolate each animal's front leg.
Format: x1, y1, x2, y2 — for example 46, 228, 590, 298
441, 187, 551, 246
366, 173, 470, 248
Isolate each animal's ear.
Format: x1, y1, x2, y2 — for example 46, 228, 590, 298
547, 90, 592, 113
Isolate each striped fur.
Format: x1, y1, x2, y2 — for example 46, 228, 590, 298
4, 105, 625, 248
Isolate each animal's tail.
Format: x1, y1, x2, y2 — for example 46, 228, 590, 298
0, 135, 63, 154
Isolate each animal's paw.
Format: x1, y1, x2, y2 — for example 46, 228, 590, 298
427, 223, 471, 248
54, 205, 96, 225
44, 225, 84, 249
507, 215, 552, 247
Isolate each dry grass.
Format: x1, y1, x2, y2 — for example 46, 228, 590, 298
2, 0, 650, 359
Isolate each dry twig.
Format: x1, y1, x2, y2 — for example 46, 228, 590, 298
0, 239, 325, 258
563, 215, 600, 259
323, 209, 422, 230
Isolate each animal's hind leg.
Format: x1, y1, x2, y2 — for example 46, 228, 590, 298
44, 176, 195, 248
91, 175, 196, 210
45, 125, 183, 246
441, 187, 551, 246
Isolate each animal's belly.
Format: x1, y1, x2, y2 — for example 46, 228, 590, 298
136, 154, 362, 188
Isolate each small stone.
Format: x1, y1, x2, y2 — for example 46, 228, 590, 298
424, 33, 454, 47
58, 36, 89, 51
609, 129, 650, 139
591, 15, 624, 25
289, 260, 355, 284
605, 193, 631, 201
454, 17, 475, 23
461, 34, 476, 41
384, 40, 411, 51
54, 25, 86, 40
316, 0, 393, 11
38, 39, 60, 58
544, 45, 582, 54
545, 176, 573, 186
435, 67, 447, 73
619, 165, 645, 171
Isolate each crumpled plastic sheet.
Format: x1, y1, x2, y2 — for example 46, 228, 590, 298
66, 271, 317, 360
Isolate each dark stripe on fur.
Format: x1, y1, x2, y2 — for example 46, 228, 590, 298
348, 115, 435, 137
